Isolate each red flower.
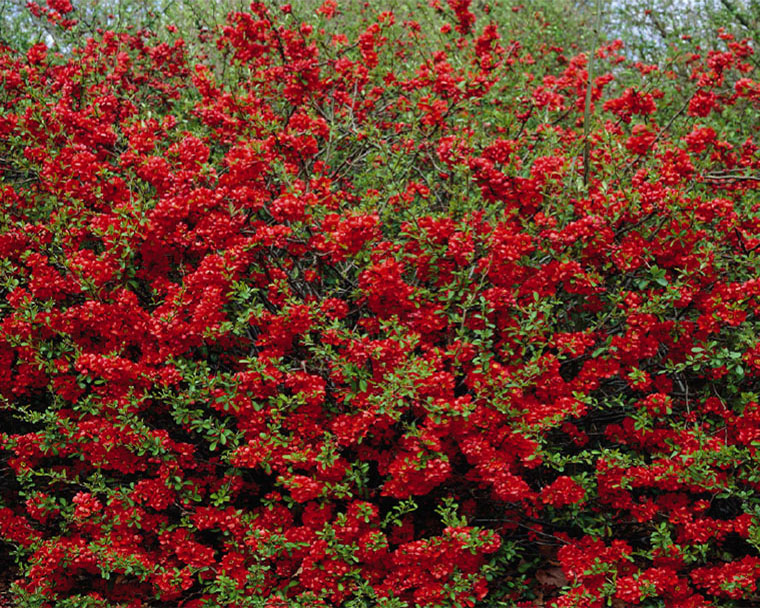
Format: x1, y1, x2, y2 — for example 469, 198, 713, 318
541, 476, 586, 507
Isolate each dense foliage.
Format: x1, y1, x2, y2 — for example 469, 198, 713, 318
2, 1, 760, 606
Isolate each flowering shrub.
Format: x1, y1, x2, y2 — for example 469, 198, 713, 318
2, 1, 760, 607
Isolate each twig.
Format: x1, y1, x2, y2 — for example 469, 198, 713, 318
582, 0, 603, 187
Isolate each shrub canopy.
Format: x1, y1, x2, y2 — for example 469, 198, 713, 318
2, 1, 760, 607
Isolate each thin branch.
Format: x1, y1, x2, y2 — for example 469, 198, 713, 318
582, 0, 603, 188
